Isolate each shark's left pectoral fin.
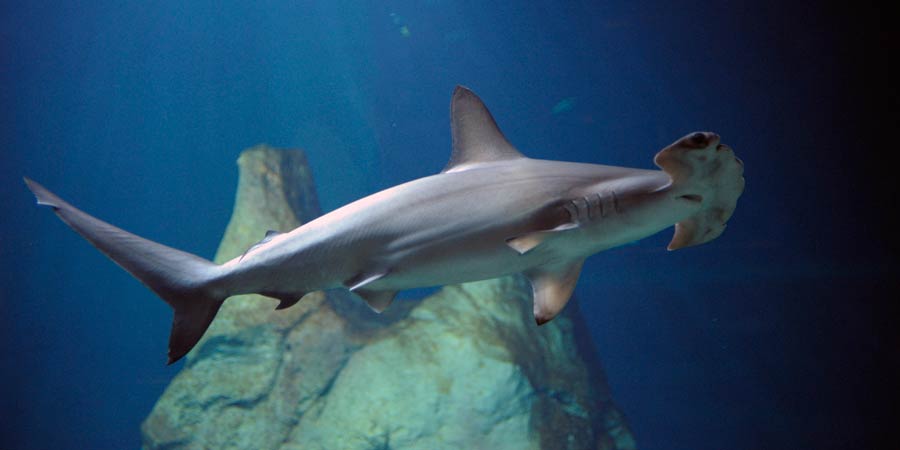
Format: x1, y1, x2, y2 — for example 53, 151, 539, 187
507, 233, 550, 254
525, 259, 584, 325
506, 221, 579, 254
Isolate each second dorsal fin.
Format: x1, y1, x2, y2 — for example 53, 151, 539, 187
442, 86, 524, 173
239, 230, 283, 261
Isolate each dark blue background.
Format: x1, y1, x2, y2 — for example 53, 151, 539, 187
2, 1, 894, 449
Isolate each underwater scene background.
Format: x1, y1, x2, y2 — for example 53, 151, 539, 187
1, 1, 895, 449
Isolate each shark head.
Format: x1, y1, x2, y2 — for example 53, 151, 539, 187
551, 131, 743, 254
654, 131, 745, 250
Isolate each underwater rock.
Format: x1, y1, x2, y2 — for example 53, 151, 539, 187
141, 145, 636, 450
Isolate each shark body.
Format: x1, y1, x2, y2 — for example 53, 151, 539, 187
26, 86, 744, 364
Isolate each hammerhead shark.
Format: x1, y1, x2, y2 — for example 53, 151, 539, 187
25, 86, 744, 364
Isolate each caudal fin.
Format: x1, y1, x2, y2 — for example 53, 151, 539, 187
654, 132, 745, 250
24, 178, 227, 364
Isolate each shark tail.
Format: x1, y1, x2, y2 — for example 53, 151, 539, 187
654, 132, 745, 250
24, 177, 227, 364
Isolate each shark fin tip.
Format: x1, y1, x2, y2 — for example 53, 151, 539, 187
23, 177, 61, 209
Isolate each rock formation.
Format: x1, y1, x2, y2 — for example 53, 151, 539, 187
141, 145, 636, 450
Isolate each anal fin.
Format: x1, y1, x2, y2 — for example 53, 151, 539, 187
525, 259, 584, 325
260, 291, 306, 310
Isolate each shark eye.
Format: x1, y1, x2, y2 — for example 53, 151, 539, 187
689, 132, 706, 146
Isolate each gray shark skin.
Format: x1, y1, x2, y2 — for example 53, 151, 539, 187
25, 86, 745, 364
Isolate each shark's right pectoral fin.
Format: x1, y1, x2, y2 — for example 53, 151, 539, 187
525, 259, 584, 325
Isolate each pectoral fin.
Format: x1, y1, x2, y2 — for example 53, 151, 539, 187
525, 259, 584, 325
506, 233, 551, 254
506, 222, 579, 255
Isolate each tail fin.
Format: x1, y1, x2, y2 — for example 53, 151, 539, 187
654, 132, 745, 250
24, 178, 227, 364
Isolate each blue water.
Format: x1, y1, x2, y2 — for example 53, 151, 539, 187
1, 1, 893, 449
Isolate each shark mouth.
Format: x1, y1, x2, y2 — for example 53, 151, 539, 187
677, 194, 703, 204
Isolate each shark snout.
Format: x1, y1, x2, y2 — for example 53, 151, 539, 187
685, 131, 720, 149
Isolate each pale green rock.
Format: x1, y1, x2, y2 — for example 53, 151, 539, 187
141, 145, 636, 450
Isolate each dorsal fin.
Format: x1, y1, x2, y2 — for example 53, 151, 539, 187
442, 86, 524, 173
239, 230, 282, 261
